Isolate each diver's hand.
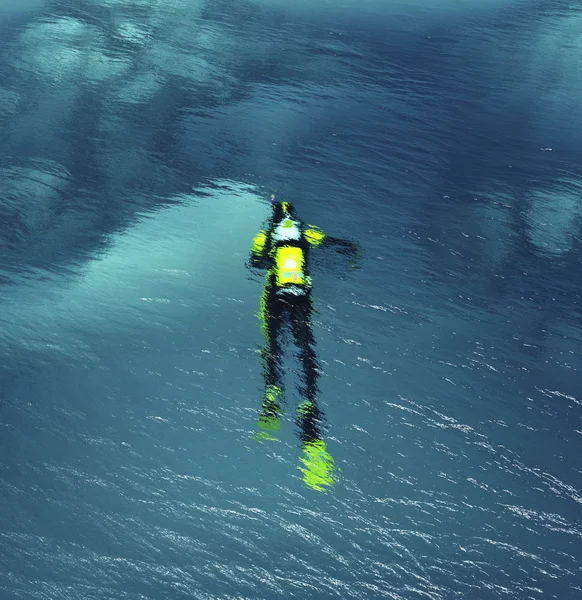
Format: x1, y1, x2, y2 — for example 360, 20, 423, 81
326, 237, 363, 269
347, 242, 364, 269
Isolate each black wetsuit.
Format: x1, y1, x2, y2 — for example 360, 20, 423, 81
250, 202, 359, 444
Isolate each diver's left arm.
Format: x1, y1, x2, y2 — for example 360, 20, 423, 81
325, 236, 363, 268
304, 226, 363, 268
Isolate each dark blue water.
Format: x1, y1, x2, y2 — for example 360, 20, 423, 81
1, 0, 581, 598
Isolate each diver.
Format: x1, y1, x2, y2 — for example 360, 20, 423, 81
249, 195, 361, 491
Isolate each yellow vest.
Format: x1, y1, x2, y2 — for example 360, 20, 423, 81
275, 246, 305, 286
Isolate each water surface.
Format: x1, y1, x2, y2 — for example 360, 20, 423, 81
0, 0, 581, 598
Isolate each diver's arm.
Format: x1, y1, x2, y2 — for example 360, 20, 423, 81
304, 225, 363, 268
323, 236, 363, 268
248, 229, 270, 269
323, 236, 359, 255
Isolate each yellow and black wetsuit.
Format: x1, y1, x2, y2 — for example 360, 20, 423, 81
249, 200, 360, 491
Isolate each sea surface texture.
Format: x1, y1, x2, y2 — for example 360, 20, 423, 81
0, 0, 581, 598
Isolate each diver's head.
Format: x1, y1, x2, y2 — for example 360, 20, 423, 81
270, 194, 295, 221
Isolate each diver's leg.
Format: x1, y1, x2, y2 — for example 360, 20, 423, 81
291, 295, 337, 491
290, 295, 318, 403
255, 280, 284, 439
290, 294, 322, 439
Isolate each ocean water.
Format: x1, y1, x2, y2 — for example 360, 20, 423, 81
1, 0, 581, 598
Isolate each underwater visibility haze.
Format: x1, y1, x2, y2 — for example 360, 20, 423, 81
0, 0, 581, 598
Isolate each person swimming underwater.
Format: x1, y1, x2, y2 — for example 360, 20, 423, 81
249, 195, 361, 491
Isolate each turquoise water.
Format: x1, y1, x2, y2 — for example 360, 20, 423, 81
1, 0, 581, 598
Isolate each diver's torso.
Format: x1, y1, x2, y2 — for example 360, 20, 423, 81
269, 217, 311, 295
